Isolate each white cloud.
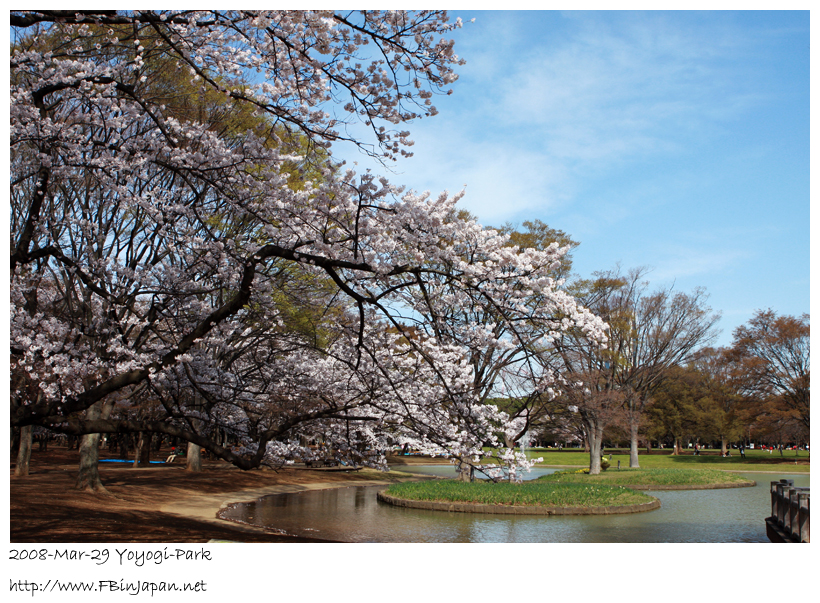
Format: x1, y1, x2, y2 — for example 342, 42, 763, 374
388, 121, 573, 224
349, 11, 769, 230
492, 20, 753, 162
648, 246, 748, 283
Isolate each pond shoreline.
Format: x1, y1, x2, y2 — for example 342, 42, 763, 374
11, 448, 804, 543
217, 470, 809, 543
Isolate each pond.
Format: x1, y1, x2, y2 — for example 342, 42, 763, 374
219, 466, 809, 543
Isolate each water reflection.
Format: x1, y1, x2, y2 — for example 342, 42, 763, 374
219, 468, 809, 543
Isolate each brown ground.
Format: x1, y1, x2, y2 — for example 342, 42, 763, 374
10, 447, 432, 543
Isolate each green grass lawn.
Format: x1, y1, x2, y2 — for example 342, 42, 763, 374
482, 447, 810, 473
383, 479, 654, 508
537, 467, 755, 487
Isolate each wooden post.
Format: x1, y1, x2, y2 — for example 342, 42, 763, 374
784, 487, 794, 533
797, 493, 809, 543
795, 490, 810, 543
789, 489, 800, 539
771, 481, 780, 518
787, 488, 808, 540
776, 482, 793, 529
767, 481, 809, 543
775, 483, 785, 527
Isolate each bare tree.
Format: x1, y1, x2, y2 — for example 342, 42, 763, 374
547, 267, 719, 468
690, 347, 745, 455
576, 267, 720, 467
554, 371, 625, 474
731, 310, 810, 430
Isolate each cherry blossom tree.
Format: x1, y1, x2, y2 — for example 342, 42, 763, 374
10, 10, 607, 485
394, 217, 594, 480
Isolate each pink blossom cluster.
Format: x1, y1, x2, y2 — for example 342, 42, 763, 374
10, 11, 607, 472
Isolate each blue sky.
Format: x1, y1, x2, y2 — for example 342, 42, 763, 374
336, 10, 810, 348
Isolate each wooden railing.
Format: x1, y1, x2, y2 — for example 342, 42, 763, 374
767, 479, 810, 543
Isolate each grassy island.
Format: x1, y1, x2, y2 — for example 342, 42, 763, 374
537, 467, 755, 488
382, 479, 654, 508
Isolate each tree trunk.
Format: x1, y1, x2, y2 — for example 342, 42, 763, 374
118, 433, 131, 460
141, 433, 152, 465
584, 416, 605, 475
133, 432, 145, 467
456, 459, 474, 482
76, 399, 114, 491
186, 441, 202, 472
15, 425, 32, 477
133, 432, 152, 467
671, 437, 682, 456
77, 431, 105, 491
629, 418, 640, 468
11, 426, 21, 456
720, 438, 728, 456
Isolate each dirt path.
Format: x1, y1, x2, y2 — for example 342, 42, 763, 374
10, 447, 419, 543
